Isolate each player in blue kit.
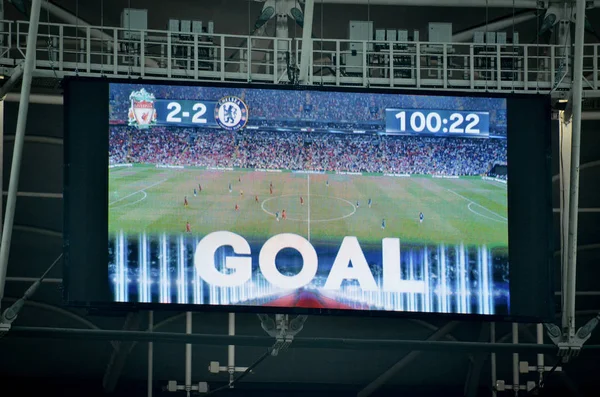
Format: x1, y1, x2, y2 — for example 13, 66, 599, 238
356, 200, 360, 208
368, 198, 372, 208
326, 180, 329, 187
228, 183, 232, 193
275, 211, 280, 222
193, 188, 197, 197
419, 212, 424, 223
381, 218, 386, 230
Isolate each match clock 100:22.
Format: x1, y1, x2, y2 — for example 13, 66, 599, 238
385, 109, 490, 135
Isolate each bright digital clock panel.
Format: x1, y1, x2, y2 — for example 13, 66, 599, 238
106, 82, 511, 316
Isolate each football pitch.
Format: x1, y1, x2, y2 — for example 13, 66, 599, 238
109, 165, 508, 247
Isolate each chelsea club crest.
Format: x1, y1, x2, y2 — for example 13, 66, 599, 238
214, 96, 249, 131
128, 88, 157, 129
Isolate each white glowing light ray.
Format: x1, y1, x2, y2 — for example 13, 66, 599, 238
111, 235, 499, 315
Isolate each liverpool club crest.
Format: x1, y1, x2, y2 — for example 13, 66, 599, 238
128, 88, 157, 129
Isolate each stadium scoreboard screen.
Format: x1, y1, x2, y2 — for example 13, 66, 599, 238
64, 78, 553, 322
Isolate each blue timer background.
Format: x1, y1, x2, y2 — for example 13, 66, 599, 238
385, 109, 491, 136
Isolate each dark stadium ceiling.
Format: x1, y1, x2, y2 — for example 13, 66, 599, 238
1, 1, 600, 397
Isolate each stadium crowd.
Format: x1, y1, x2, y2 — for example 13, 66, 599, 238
110, 126, 507, 176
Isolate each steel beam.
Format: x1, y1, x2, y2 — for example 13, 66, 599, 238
564, 0, 586, 340
4, 93, 63, 105
102, 312, 143, 393
298, 0, 315, 83
0, 0, 42, 311
357, 322, 458, 397
464, 324, 489, 397
148, 311, 154, 397
315, 0, 539, 7
0, 64, 24, 99
453, 11, 537, 42
185, 311, 192, 390
7, 326, 582, 353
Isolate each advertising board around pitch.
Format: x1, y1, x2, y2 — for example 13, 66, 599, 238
64, 78, 554, 323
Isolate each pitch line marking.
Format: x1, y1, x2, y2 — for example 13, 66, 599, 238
447, 189, 508, 223
109, 178, 167, 206
261, 194, 356, 223
467, 202, 507, 224
110, 191, 148, 209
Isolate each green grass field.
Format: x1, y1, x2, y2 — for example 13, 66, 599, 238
109, 165, 508, 247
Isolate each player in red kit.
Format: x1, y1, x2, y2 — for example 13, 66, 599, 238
186, 222, 191, 233
282, 209, 287, 220
270, 186, 273, 195
184, 196, 188, 208
235, 203, 239, 211
198, 184, 202, 193
300, 196, 304, 206
255, 195, 259, 203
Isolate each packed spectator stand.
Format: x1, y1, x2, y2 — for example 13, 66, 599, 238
109, 126, 507, 176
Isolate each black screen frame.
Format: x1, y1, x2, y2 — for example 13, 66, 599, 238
63, 76, 554, 323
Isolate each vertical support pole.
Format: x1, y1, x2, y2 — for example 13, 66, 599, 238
0, 0, 4, 49
442, 43, 447, 89
496, 44, 501, 90
298, 0, 314, 83
148, 311, 154, 397
140, 34, 145, 78
113, 29, 118, 75
512, 323, 520, 395
559, 109, 572, 331
220, 36, 225, 81
193, 34, 198, 80
564, 0, 586, 340
273, 38, 278, 83
469, 45, 474, 89
416, 43, 421, 88
0, 0, 42, 308
490, 322, 497, 397
389, 43, 394, 87
335, 40, 340, 86
593, 45, 598, 90
59, 25, 64, 71
0, 99, 3, 240
550, 46, 555, 88
523, 45, 528, 90
167, 33, 172, 78
185, 311, 192, 393
247, 39, 251, 82
536, 323, 544, 384
228, 313, 235, 385
362, 40, 368, 87
86, 26, 91, 73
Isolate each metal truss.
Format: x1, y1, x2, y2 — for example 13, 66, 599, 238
2, 18, 600, 97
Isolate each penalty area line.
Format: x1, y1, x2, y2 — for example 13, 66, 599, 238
110, 178, 167, 206
447, 188, 507, 223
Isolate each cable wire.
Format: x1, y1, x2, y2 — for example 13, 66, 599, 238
203, 347, 274, 397
527, 359, 562, 395
44, 0, 58, 78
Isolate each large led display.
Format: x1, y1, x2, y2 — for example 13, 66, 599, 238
64, 78, 553, 321
107, 83, 509, 315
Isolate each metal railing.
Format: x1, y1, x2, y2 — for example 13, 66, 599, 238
1, 19, 599, 96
